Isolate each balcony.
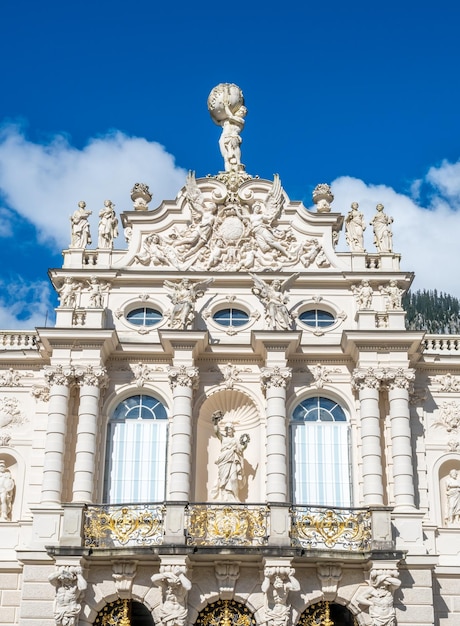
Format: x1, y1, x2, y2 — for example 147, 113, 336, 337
75, 502, 387, 554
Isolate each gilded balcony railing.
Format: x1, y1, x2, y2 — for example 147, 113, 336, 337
84, 503, 165, 548
186, 503, 269, 547
290, 505, 371, 551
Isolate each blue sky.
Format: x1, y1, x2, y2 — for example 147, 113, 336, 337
1, 0, 460, 327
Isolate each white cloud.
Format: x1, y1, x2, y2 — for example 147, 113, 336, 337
331, 172, 460, 298
426, 160, 460, 201
0, 123, 188, 249
0, 278, 53, 330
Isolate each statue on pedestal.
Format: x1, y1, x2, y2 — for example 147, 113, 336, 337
211, 410, 250, 502
370, 204, 393, 253
345, 202, 366, 252
70, 201, 92, 249
97, 199, 118, 249
208, 83, 247, 172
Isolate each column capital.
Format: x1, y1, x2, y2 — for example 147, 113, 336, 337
384, 367, 415, 391
74, 364, 108, 388
44, 364, 74, 387
260, 366, 292, 391
351, 367, 384, 391
168, 365, 199, 389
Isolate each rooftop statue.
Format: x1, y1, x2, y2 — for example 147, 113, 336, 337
208, 83, 247, 172
70, 201, 92, 249
345, 202, 366, 252
371, 203, 393, 253
97, 199, 118, 249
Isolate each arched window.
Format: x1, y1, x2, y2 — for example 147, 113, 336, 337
104, 394, 168, 503
291, 396, 352, 507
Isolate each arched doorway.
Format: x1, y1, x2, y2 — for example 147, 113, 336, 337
94, 599, 154, 626
195, 599, 256, 626
298, 601, 358, 626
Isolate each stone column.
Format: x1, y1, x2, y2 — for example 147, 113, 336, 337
386, 368, 416, 510
41, 365, 74, 504
72, 365, 108, 503
352, 368, 384, 506
167, 365, 199, 501
261, 366, 292, 502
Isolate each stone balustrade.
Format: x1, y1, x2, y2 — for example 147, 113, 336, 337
423, 335, 460, 353
0, 331, 38, 350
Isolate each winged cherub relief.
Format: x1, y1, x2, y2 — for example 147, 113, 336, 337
131, 172, 328, 272
164, 277, 214, 330
251, 273, 299, 330
247, 174, 291, 259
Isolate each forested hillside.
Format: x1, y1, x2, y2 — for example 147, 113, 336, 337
403, 290, 460, 334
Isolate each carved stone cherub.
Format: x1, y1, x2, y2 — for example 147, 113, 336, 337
57, 278, 80, 308
352, 280, 374, 310
380, 280, 404, 310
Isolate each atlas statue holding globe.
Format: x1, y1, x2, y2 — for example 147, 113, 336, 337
208, 83, 247, 172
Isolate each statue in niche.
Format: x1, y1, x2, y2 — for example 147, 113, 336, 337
57, 278, 80, 308
380, 280, 404, 310
445, 469, 460, 525
211, 410, 250, 502
164, 277, 213, 330
208, 83, 247, 172
0, 460, 15, 521
70, 201, 92, 249
152, 566, 191, 626
345, 202, 366, 252
352, 280, 374, 310
370, 204, 393, 253
97, 199, 118, 249
49, 566, 87, 626
251, 273, 298, 330
357, 569, 400, 626
262, 566, 300, 626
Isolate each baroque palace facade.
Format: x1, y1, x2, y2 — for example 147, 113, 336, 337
0, 83, 459, 626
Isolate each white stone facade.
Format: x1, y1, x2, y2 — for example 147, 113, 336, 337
0, 83, 459, 625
